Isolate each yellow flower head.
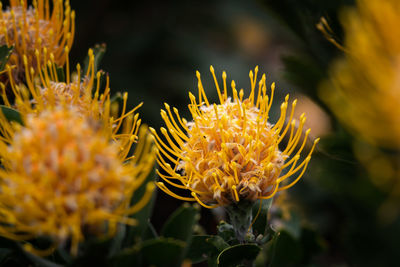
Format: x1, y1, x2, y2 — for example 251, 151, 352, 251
0, 107, 155, 255
151, 66, 319, 208
1, 48, 147, 163
319, 0, 400, 148
0, 0, 74, 83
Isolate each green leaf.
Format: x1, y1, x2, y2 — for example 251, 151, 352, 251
217, 244, 261, 267
83, 43, 106, 75
0, 105, 23, 125
110, 246, 140, 267
124, 166, 157, 245
0, 248, 12, 264
21, 250, 63, 267
207, 236, 229, 252
161, 203, 200, 243
217, 221, 236, 243
10, 241, 63, 267
67, 230, 127, 267
108, 224, 127, 257
186, 235, 230, 265
140, 238, 186, 267
186, 235, 219, 264
252, 199, 273, 237
113, 238, 187, 267
142, 220, 158, 240
278, 210, 301, 239
0, 45, 13, 71
266, 230, 301, 267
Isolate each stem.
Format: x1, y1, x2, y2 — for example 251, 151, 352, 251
225, 200, 255, 243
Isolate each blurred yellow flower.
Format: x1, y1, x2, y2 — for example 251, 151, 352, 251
1, 48, 146, 163
0, 0, 74, 83
151, 66, 319, 208
0, 107, 155, 255
319, 0, 400, 148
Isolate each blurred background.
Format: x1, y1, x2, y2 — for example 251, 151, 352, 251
69, 0, 400, 266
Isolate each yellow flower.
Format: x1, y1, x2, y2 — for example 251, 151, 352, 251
0, 0, 74, 83
1, 48, 145, 163
151, 66, 319, 208
0, 107, 155, 255
319, 0, 400, 148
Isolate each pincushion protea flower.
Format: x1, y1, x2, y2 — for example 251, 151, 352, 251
1, 48, 144, 162
151, 66, 319, 209
0, 0, 74, 83
319, 0, 400, 148
0, 107, 155, 255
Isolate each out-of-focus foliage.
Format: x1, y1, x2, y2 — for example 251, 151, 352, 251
261, 0, 400, 266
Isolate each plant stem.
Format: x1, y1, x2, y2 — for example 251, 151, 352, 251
225, 200, 254, 243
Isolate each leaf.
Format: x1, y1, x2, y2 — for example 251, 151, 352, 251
299, 227, 326, 263
0, 248, 12, 264
206, 236, 229, 252
0, 105, 23, 124
186, 235, 219, 264
108, 224, 127, 257
67, 233, 124, 267
217, 243, 261, 267
0, 45, 13, 71
140, 238, 186, 267
252, 199, 273, 237
186, 235, 230, 265
112, 238, 187, 267
161, 203, 200, 243
124, 166, 157, 245
278, 210, 301, 239
110, 246, 140, 267
266, 230, 301, 267
12, 242, 63, 267
142, 220, 158, 240
217, 221, 236, 243
22, 251, 63, 267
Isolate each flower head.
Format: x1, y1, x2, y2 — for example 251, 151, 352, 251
0, 0, 74, 83
151, 66, 319, 208
319, 0, 400, 148
1, 48, 145, 162
0, 107, 155, 255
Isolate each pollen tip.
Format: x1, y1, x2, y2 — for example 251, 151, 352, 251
146, 182, 155, 191
285, 94, 289, 101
